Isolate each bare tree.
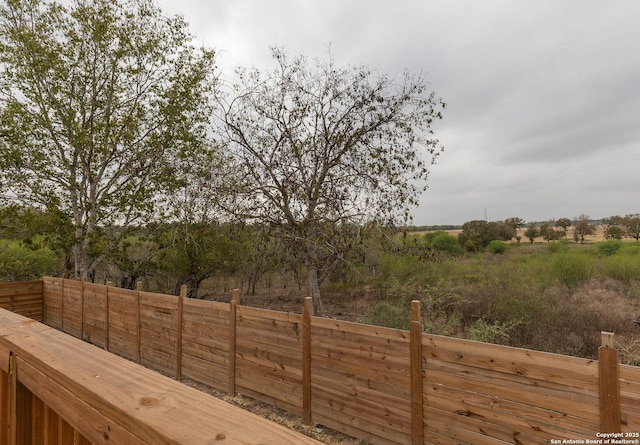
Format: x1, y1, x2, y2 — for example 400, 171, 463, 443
218, 48, 445, 313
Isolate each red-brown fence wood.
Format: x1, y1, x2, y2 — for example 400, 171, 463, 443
61, 279, 82, 338
0, 308, 321, 445
422, 333, 602, 444
181, 298, 231, 390
82, 281, 108, 347
0, 280, 43, 321
6, 278, 640, 445
105, 286, 139, 362
311, 317, 412, 444
139, 290, 180, 377
42, 276, 62, 329
236, 305, 304, 415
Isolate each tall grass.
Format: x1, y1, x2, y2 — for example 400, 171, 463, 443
368, 242, 640, 360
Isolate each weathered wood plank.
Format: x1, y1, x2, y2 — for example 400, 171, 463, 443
425, 363, 599, 420
423, 333, 598, 384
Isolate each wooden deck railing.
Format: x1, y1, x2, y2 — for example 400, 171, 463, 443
2, 277, 640, 444
0, 307, 321, 444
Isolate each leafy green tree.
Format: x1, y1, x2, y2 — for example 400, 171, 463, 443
218, 48, 445, 313
504, 217, 525, 242
458, 220, 515, 251
555, 218, 572, 239
623, 214, 640, 241
602, 215, 625, 240
0, 0, 217, 280
429, 232, 462, 255
539, 221, 560, 243
105, 234, 157, 289
0, 204, 73, 274
0, 239, 62, 281
573, 215, 595, 244
155, 222, 240, 298
524, 223, 539, 244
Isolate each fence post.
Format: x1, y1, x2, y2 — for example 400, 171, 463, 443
136, 281, 143, 364
60, 279, 65, 334
176, 285, 186, 381
105, 282, 111, 353
410, 300, 424, 445
80, 279, 86, 341
228, 289, 240, 396
302, 297, 313, 426
599, 331, 621, 433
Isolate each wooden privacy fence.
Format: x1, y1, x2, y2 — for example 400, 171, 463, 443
0, 307, 321, 444
29, 277, 640, 444
0, 280, 43, 321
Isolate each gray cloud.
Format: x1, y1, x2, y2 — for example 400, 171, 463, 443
159, 0, 640, 225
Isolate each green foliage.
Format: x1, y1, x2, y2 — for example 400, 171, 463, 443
376, 253, 422, 284
421, 279, 465, 336
573, 215, 596, 243
596, 240, 624, 256
428, 231, 462, 255
524, 223, 539, 244
547, 239, 570, 253
550, 252, 593, 291
458, 219, 516, 251
0, 0, 218, 279
0, 239, 62, 281
603, 253, 640, 285
468, 318, 520, 344
368, 301, 411, 330
487, 240, 508, 254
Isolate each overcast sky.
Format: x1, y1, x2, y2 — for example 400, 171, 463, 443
157, 0, 640, 226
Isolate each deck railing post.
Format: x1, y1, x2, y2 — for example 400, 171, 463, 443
598, 331, 621, 433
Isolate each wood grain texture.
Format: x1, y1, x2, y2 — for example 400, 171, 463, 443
0, 308, 322, 445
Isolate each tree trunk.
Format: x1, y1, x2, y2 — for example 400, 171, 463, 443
73, 237, 91, 281
307, 265, 323, 315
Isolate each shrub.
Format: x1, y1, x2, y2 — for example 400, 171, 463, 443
551, 252, 592, 291
547, 240, 570, 253
468, 318, 520, 344
604, 254, 640, 285
0, 240, 62, 281
431, 232, 462, 254
367, 301, 410, 330
376, 253, 422, 284
597, 240, 624, 256
487, 240, 508, 254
